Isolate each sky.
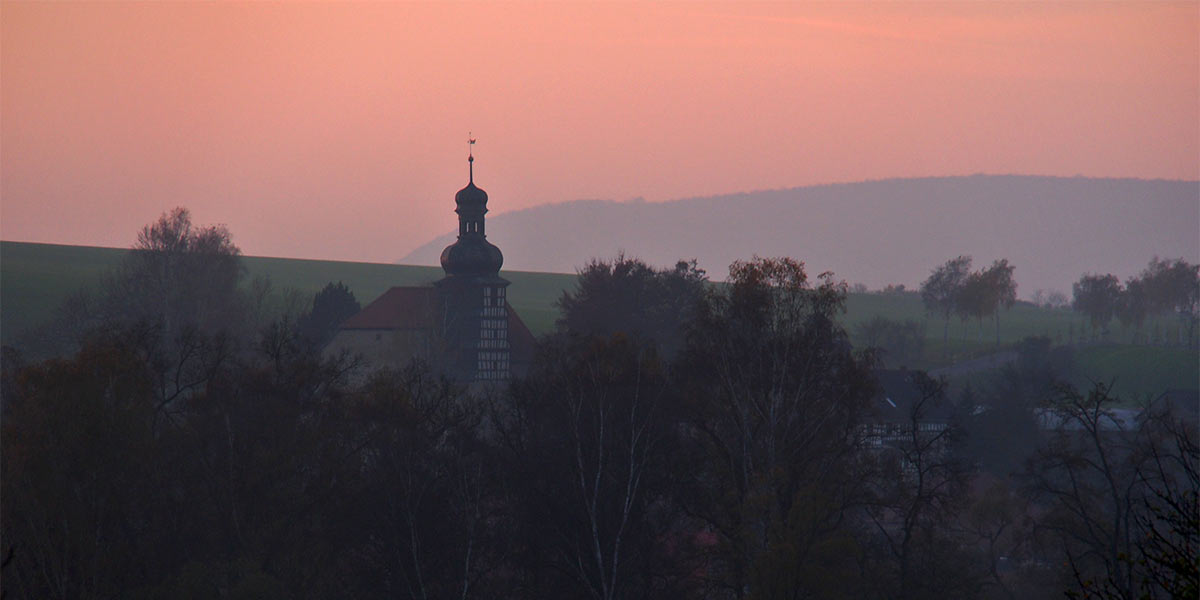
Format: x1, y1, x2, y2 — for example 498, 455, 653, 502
3, 1, 1198, 266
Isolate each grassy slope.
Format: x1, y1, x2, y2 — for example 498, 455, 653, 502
843, 293, 1082, 357
1070, 345, 1200, 402
1, 241, 574, 344
4, 241, 1195, 397
1, 242, 128, 343
240, 255, 572, 334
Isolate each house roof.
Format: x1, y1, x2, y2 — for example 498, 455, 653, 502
339, 286, 438, 330
871, 369, 954, 424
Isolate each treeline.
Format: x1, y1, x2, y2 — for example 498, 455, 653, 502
2, 212, 1196, 599
911, 254, 1198, 356
1072, 257, 1199, 345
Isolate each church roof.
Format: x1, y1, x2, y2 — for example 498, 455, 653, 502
339, 286, 438, 330
507, 303, 536, 360
337, 285, 538, 364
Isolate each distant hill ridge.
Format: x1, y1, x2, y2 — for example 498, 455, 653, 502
401, 175, 1200, 294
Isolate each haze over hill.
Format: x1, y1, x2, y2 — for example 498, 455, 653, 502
402, 176, 1199, 296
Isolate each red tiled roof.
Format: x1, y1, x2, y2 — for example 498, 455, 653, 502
339, 286, 438, 330
340, 286, 540, 364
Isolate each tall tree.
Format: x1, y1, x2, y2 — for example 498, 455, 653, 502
1138, 257, 1199, 345
112, 207, 245, 338
1025, 383, 1198, 600
982, 259, 1018, 348
297, 281, 361, 349
955, 270, 991, 342
1, 337, 160, 599
854, 316, 925, 367
495, 334, 682, 599
921, 256, 972, 356
1072, 273, 1122, 340
351, 363, 499, 600
1135, 405, 1199, 599
862, 373, 982, 600
556, 255, 707, 356
953, 259, 1017, 347
1115, 277, 1149, 343
676, 257, 877, 599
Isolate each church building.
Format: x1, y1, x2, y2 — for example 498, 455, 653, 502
326, 149, 536, 382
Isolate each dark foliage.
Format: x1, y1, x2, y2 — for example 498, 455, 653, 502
861, 373, 985, 600
297, 281, 361, 349
494, 333, 689, 599
855, 316, 926, 368
958, 336, 1070, 476
674, 257, 879, 599
3, 213, 1195, 600
556, 255, 707, 356
1026, 383, 1199, 600
1072, 273, 1123, 335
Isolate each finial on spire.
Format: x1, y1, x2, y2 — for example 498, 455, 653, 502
468, 133, 476, 182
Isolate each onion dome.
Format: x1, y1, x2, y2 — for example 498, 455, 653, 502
440, 236, 504, 276
455, 180, 488, 212
439, 147, 504, 276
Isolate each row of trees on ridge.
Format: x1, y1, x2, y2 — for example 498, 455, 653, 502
1072, 257, 1199, 345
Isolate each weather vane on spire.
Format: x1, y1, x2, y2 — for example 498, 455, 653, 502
468, 133, 476, 181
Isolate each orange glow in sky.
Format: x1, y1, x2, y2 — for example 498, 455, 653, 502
3, 2, 1197, 263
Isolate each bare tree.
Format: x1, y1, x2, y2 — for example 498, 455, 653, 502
1025, 383, 1198, 600
355, 363, 496, 600
921, 256, 972, 357
1133, 402, 1198, 599
496, 334, 677, 600
677, 257, 877, 599
863, 373, 982, 600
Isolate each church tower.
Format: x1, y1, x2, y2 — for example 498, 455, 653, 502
435, 143, 511, 381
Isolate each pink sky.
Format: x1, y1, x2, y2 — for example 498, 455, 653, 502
3, 1, 1197, 264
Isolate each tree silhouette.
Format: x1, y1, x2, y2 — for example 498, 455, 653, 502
921, 256, 972, 356
556, 255, 707, 357
298, 281, 360, 349
1072, 274, 1121, 339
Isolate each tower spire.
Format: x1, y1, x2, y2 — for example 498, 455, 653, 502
468, 133, 476, 183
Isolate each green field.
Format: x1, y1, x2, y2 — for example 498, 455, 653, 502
1, 241, 574, 345
1070, 344, 1200, 402
3, 241, 1195, 399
